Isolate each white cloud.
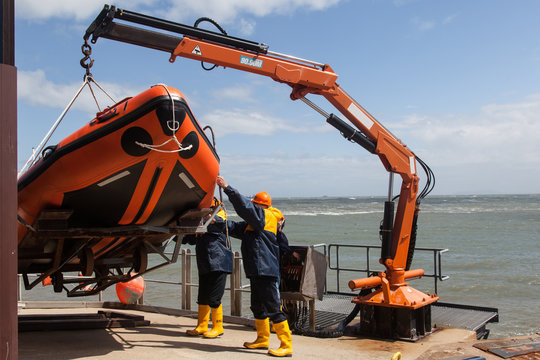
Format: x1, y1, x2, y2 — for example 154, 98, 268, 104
158, 0, 342, 24
16, 0, 114, 21
411, 17, 435, 31
205, 91, 540, 195
210, 84, 257, 103
217, 152, 385, 197
394, 94, 540, 167
393, 0, 421, 7
239, 18, 256, 36
200, 108, 325, 136
18, 69, 144, 112
410, 14, 457, 32
443, 14, 458, 25
16, 0, 342, 24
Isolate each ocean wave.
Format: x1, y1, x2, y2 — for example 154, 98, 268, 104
220, 208, 382, 218
420, 206, 540, 214
284, 210, 381, 216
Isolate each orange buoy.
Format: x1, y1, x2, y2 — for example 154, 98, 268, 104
116, 275, 145, 304
42, 275, 52, 286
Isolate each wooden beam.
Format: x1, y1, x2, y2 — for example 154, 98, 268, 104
0, 1, 17, 359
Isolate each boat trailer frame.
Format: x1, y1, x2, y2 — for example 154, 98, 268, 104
18, 206, 218, 297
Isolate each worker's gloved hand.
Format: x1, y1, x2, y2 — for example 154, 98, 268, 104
181, 234, 198, 245
216, 175, 228, 189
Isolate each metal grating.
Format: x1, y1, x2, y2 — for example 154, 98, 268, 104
314, 293, 357, 315
293, 310, 348, 332
290, 293, 356, 332
432, 302, 499, 332
286, 294, 499, 337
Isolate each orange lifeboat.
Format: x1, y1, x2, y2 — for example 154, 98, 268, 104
17, 85, 219, 295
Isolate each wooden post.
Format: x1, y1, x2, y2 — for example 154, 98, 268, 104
232, 252, 243, 316
0, 0, 17, 359
309, 299, 315, 331
229, 252, 236, 316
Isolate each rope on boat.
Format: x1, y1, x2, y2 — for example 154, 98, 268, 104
87, 75, 117, 111
135, 137, 193, 153
17, 74, 117, 178
202, 124, 231, 250
18, 41, 120, 178
218, 199, 231, 250
134, 83, 193, 154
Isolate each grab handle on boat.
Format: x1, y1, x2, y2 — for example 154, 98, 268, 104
94, 107, 118, 124
92, 97, 130, 124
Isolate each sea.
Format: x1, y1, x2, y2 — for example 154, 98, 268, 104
21, 194, 540, 339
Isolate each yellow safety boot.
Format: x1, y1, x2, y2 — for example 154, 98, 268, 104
270, 306, 283, 333
243, 318, 270, 349
204, 304, 224, 338
186, 304, 210, 336
268, 320, 292, 357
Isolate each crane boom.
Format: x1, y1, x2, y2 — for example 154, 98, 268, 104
84, 5, 437, 312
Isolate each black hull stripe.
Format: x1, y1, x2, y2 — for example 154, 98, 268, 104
131, 166, 162, 224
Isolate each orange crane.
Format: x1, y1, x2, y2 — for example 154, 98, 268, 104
85, 5, 437, 339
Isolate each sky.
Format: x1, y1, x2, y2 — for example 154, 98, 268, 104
14, 0, 540, 197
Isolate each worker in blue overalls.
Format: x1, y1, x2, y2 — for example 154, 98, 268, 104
214, 175, 293, 357
184, 199, 232, 338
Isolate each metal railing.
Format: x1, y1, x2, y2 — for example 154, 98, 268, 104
172, 245, 330, 315
18, 243, 449, 315
143, 249, 249, 316
327, 244, 449, 294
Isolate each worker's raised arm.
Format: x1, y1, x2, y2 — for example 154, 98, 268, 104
216, 182, 266, 232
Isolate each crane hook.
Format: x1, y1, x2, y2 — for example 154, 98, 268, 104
80, 39, 94, 79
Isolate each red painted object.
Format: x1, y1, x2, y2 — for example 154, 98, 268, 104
116, 276, 145, 304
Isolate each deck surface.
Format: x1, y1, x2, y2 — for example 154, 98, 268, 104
17, 303, 516, 360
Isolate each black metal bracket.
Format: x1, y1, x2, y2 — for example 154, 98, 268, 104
84, 5, 116, 43
84, 4, 269, 54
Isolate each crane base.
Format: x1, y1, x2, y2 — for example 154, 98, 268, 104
357, 303, 433, 341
